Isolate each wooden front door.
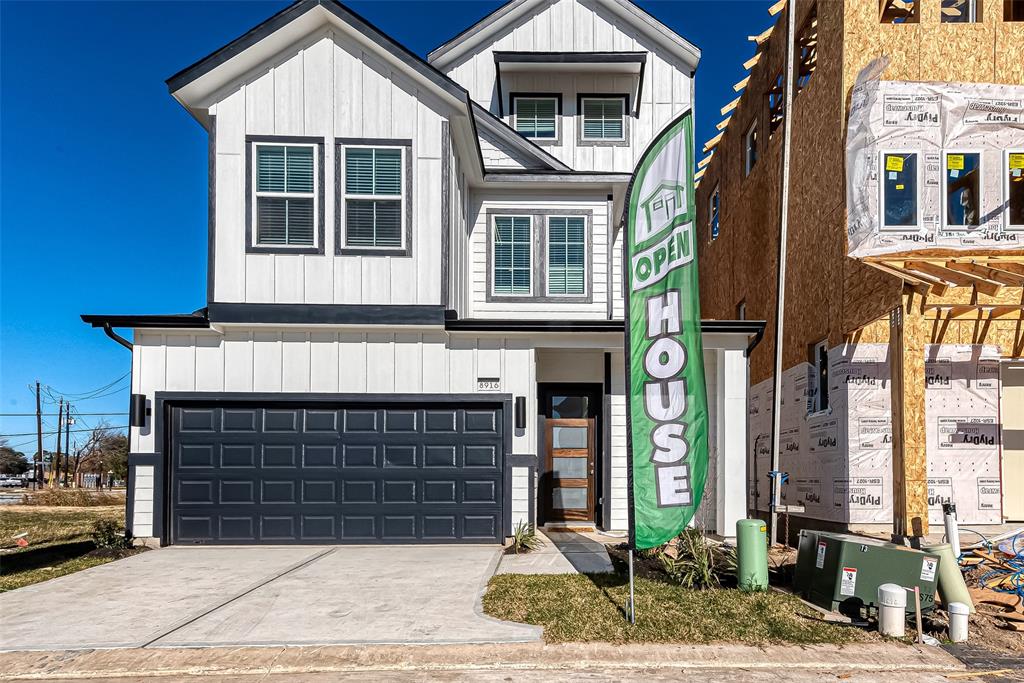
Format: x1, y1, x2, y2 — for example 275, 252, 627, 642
545, 418, 596, 522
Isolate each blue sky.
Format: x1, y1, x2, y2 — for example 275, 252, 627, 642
0, 0, 770, 452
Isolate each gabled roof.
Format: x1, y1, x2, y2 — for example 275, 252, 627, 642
427, 0, 700, 72
472, 102, 570, 172
168, 0, 468, 115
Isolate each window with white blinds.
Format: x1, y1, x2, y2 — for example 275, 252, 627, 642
255, 145, 316, 246
581, 97, 625, 141
344, 147, 404, 248
514, 97, 558, 139
492, 216, 532, 295
547, 216, 586, 295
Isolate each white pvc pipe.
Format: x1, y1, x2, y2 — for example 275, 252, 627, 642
943, 503, 961, 559
948, 602, 969, 642
878, 583, 906, 637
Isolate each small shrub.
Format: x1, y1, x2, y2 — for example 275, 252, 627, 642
22, 488, 124, 507
91, 519, 131, 549
510, 521, 543, 554
660, 528, 733, 590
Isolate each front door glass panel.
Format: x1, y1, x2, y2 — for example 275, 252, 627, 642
551, 395, 588, 418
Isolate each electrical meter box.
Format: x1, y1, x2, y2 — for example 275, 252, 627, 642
794, 530, 940, 616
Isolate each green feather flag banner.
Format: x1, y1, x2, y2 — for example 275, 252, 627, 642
623, 108, 709, 550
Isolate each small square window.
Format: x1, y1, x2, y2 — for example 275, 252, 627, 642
1007, 151, 1024, 230
943, 151, 981, 229
744, 121, 758, 176
942, 0, 980, 21
254, 144, 316, 247
880, 152, 919, 231
513, 96, 559, 139
580, 97, 626, 141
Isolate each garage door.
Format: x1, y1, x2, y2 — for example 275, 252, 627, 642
168, 401, 505, 544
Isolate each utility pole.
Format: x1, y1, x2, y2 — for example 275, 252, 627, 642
63, 406, 72, 487
51, 398, 63, 488
34, 381, 43, 491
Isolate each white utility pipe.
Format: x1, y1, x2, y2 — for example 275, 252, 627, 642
943, 503, 961, 559
948, 602, 969, 642
878, 583, 906, 637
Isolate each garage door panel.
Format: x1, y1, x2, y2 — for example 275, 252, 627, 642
170, 402, 504, 544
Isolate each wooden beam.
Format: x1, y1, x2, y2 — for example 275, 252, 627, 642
865, 261, 933, 296
694, 168, 706, 181
884, 262, 952, 297
698, 153, 714, 169
720, 96, 741, 116
748, 26, 773, 45
989, 305, 1024, 320
733, 75, 750, 92
905, 261, 1003, 297
703, 132, 723, 153
716, 117, 732, 131
945, 260, 1024, 287
768, 0, 786, 16
743, 52, 762, 70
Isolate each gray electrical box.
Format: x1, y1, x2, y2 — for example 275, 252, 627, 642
794, 530, 941, 616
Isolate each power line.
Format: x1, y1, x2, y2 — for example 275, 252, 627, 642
0, 426, 128, 438
45, 372, 130, 400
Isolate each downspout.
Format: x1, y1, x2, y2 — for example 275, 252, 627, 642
745, 325, 765, 358
102, 323, 133, 351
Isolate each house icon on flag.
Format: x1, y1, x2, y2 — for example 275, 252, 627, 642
641, 182, 686, 235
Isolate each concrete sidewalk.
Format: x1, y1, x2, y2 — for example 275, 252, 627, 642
0, 641, 966, 681
496, 530, 615, 574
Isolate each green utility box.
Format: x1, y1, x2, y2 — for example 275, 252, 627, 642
794, 530, 941, 616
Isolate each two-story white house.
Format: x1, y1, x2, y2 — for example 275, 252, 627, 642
84, 0, 763, 546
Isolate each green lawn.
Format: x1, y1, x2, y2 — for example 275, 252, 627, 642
0, 505, 140, 593
483, 573, 868, 645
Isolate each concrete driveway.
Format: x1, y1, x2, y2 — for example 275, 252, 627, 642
0, 546, 541, 651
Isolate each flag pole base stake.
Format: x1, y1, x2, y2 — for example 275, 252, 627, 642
628, 549, 636, 625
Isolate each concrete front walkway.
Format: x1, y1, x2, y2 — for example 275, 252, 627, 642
0, 546, 540, 651
496, 530, 615, 574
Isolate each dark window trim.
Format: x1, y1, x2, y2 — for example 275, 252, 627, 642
485, 208, 594, 304
335, 137, 414, 257
576, 93, 631, 147
510, 92, 563, 146
245, 135, 326, 255
743, 120, 758, 177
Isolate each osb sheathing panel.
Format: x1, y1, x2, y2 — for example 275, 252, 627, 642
996, 20, 1024, 84
945, 318, 1024, 355
922, 285, 1024, 307
919, 23, 997, 83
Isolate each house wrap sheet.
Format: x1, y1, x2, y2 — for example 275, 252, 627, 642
925, 344, 1002, 525
846, 76, 1024, 257
747, 344, 893, 524
747, 344, 1004, 525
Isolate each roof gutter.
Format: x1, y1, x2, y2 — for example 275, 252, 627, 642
102, 323, 133, 351
745, 323, 765, 358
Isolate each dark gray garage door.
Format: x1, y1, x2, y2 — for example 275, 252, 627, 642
169, 401, 505, 544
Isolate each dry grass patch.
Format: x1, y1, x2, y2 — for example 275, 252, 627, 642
0, 505, 123, 547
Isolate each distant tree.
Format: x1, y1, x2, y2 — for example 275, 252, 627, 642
0, 440, 29, 475
74, 425, 128, 484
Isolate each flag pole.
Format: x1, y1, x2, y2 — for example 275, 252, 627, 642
628, 549, 636, 624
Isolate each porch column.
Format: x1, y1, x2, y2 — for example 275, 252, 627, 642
716, 347, 748, 541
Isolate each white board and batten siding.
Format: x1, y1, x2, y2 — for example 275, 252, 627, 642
441, 0, 694, 173
211, 29, 451, 306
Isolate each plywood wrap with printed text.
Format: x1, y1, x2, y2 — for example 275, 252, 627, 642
925, 344, 1003, 525
847, 77, 1024, 257
748, 343, 1004, 525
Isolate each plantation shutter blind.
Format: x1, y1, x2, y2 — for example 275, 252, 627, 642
345, 147, 403, 248
582, 99, 624, 140
515, 98, 557, 139
547, 217, 585, 295
255, 145, 315, 246
493, 216, 531, 295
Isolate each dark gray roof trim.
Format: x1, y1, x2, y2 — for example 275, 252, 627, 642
168, 0, 466, 103
472, 102, 571, 172
445, 318, 766, 335
81, 313, 210, 329
427, 0, 530, 64
483, 170, 631, 184
208, 303, 446, 326
493, 51, 647, 64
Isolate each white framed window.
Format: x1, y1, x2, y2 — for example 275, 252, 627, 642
580, 97, 626, 141
492, 215, 532, 295
546, 216, 586, 296
512, 96, 558, 139
744, 120, 758, 176
879, 151, 921, 232
253, 143, 317, 247
810, 340, 830, 414
1006, 150, 1024, 231
709, 184, 721, 240
942, 151, 982, 230
343, 146, 405, 249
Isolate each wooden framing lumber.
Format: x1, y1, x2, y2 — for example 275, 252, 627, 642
720, 96, 741, 116
768, 0, 786, 16
733, 75, 750, 92
703, 132, 723, 153
698, 153, 713, 169
944, 261, 1024, 287
749, 26, 773, 45
904, 260, 1003, 296
743, 52, 762, 70
716, 117, 732, 131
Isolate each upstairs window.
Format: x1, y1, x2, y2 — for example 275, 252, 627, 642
513, 96, 559, 140
547, 216, 586, 295
344, 147, 404, 249
1005, 0, 1024, 20
768, 73, 785, 135
881, 0, 919, 23
710, 184, 721, 240
943, 152, 981, 229
1008, 151, 1024, 230
744, 120, 758, 176
796, 4, 818, 90
254, 144, 316, 247
492, 215, 532, 295
580, 96, 626, 141
942, 0, 980, 21
810, 340, 830, 413
881, 152, 920, 230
